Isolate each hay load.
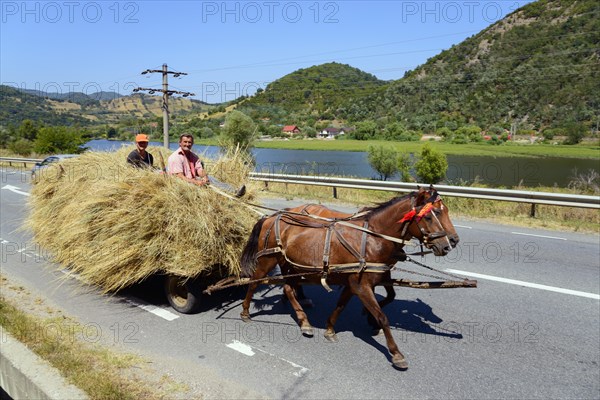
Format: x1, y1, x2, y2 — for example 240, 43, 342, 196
27, 147, 257, 293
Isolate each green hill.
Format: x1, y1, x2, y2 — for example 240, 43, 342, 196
0, 86, 211, 127
237, 62, 387, 122
0, 85, 90, 126
341, 0, 599, 130
228, 0, 598, 133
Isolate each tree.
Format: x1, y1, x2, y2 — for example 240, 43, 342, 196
303, 126, 317, 138
0, 127, 11, 148
367, 145, 398, 181
34, 126, 83, 154
106, 127, 118, 139
220, 110, 257, 151
414, 144, 448, 184
353, 120, 378, 140
18, 119, 39, 141
397, 153, 412, 182
200, 127, 215, 139
563, 121, 586, 145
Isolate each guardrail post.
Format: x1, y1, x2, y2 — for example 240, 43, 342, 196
530, 203, 536, 218
332, 186, 338, 199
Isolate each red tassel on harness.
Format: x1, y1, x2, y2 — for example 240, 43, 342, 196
397, 208, 416, 224
416, 203, 434, 221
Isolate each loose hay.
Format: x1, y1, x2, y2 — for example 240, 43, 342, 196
27, 147, 257, 293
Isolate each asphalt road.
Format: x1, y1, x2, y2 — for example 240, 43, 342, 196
1, 168, 599, 399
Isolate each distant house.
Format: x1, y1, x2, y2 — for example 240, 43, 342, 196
319, 126, 352, 139
282, 125, 301, 135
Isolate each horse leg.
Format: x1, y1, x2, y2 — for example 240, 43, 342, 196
282, 282, 314, 337
349, 278, 408, 370
324, 285, 353, 343
368, 285, 396, 336
240, 257, 278, 322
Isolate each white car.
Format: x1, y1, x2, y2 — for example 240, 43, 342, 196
31, 154, 78, 178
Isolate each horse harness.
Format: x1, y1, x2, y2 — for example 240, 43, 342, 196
254, 193, 448, 291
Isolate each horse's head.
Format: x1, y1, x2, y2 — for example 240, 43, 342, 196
400, 186, 459, 256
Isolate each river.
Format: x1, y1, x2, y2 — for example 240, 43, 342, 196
85, 139, 599, 188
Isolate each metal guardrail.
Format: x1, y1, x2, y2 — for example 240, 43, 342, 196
1, 157, 598, 210
249, 173, 600, 210
0, 157, 43, 167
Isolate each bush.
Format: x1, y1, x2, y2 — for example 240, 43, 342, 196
436, 127, 453, 139
541, 128, 557, 141
9, 138, 34, 156
487, 126, 504, 136
451, 133, 469, 144
414, 144, 448, 184
34, 127, 84, 154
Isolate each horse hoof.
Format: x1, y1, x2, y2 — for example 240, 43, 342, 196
392, 356, 408, 370
324, 332, 338, 343
301, 327, 314, 337
240, 313, 251, 323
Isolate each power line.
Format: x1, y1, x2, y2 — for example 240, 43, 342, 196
133, 64, 194, 148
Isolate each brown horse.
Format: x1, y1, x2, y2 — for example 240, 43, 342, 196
240, 187, 458, 369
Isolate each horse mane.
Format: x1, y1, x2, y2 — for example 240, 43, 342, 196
359, 191, 415, 219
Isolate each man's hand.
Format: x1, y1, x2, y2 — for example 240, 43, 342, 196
195, 176, 210, 186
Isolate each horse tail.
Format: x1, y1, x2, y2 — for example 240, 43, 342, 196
240, 216, 267, 277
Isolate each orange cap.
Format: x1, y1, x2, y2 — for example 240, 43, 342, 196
135, 134, 149, 142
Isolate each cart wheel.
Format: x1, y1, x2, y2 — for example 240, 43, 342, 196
164, 275, 203, 314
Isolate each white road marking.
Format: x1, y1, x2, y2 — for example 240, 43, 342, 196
126, 298, 180, 321
226, 340, 255, 356
7, 245, 179, 321
226, 340, 309, 377
1, 184, 30, 196
454, 225, 472, 229
446, 269, 600, 300
511, 231, 567, 240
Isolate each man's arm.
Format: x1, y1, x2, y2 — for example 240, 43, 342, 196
173, 172, 208, 186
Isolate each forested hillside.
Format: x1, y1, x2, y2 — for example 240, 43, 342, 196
227, 0, 598, 135
237, 62, 387, 122
0, 85, 90, 126
0, 86, 210, 127
342, 0, 599, 131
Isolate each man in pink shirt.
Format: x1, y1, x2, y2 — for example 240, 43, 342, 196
167, 134, 209, 186
167, 133, 246, 197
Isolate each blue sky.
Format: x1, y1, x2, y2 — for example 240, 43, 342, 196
1, 0, 534, 104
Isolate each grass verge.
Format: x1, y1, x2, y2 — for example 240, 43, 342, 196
197, 138, 600, 159
0, 275, 192, 400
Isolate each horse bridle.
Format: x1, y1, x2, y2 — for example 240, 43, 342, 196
400, 191, 448, 245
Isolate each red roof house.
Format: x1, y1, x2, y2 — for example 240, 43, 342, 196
282, 125, 301, 134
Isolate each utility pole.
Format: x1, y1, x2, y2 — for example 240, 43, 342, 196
133, 64, 194, 149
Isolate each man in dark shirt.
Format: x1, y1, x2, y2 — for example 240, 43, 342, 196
127, 134, 154, 168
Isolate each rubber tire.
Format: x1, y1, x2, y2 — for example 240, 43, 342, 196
164, 275, 203, 314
